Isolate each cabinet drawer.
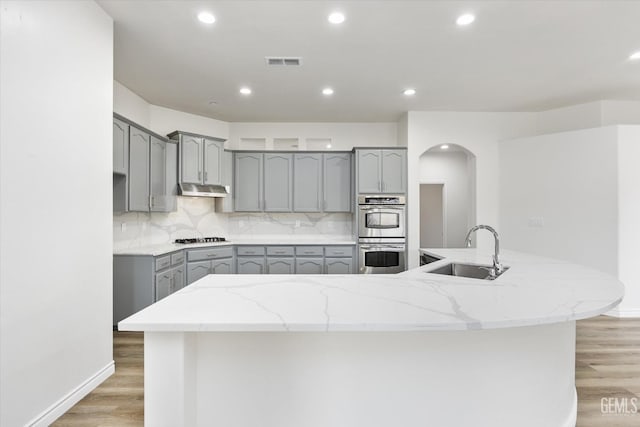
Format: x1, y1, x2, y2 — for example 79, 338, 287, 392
325, 246, 353, 257
155, 255, 171, 271
237, 246, 265, 256
171, 251, 185, 265
187, 247, 233, 261
266, 246, 294, 256
295, 246, 323, 256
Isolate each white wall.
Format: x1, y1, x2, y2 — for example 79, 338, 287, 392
499, 127, 619, 276
615, 126, 640, 317
228, 122, 398, 150
0, 2, 113, 425
536, 100, 640, 135
406, 111, 537, 268
114, 80, 150, 128
150, 105, 229, 141
419, 151, 473, 248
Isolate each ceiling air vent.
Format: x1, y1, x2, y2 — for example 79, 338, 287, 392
266, 57, 303, 66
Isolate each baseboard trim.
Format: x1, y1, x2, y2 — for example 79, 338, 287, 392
27, 361, 115, 427
605, 308, 640, 318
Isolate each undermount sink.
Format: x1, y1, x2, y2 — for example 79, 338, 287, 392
426, 262, 509, 281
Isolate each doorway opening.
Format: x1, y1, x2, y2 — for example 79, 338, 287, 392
419, 144, 476, 248
420, 184, 445, 248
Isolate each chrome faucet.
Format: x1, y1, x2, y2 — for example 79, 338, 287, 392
464, 225, 504, 278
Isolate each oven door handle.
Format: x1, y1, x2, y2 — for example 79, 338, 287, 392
359, 206, 405, 211
360, 245, 405, 250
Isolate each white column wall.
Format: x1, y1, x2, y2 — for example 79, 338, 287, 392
498, 127, 619, 276
0, 1, 114, 425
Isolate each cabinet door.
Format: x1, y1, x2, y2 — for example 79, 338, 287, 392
357, 150, 381, 194
264, 153, 292, 212
113, 118, 129, 175
203, 139, 223, 185
295, 258, 324, 274
217, 150, 234, 213
165, 142, 178, 212
237, 257, 265, 274
172, 265, 185, 292
325, 257, 353, 274
212, 258, 234, 274
155, 271, 172, 301
324, 153, 351, 212
181, 135, 203, 184
381, 149, 407, 193
129, 126, 150, 212
187, 261, 211, 285
234, 153, 263, 212
267, 258, 295, 274
150, 136, 167, 212
293, 153, 322, 212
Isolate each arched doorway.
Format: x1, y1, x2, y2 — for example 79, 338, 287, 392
419, 144, 476, 248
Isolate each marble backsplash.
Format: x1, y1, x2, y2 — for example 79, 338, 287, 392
113, 197, 353, 250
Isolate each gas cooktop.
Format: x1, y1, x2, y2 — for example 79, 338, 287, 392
174, 237, 227, 244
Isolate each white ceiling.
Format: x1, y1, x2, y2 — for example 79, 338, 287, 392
98, 0, 640, 122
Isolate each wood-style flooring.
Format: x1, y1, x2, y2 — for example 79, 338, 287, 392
53, 316, 640, 426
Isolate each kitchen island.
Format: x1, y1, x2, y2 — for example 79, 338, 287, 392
119, 249, 623, 427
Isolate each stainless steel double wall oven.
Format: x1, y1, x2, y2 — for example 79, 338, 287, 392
358, 195, 406, 274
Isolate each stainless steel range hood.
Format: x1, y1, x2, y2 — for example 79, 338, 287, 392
178, 183, 229, 198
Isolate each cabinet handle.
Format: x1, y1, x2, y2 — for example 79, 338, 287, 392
334, 251, 344, 255
198, 171, 202, 181
149, 195, 153, 208
204, 171, 208, 181
207, 254, 217, 258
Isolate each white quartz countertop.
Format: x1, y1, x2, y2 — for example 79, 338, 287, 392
119, 249, 624, 332
113, 238, 357, 256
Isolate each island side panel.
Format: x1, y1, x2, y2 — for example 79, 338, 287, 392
139, 322, 577, 427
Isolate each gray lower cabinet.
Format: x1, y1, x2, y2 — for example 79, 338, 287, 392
325, 258, 353, 274
295, 258, 324, 274
113, 250, 185, 325
323, 153, 351, 212
235, 152, 263, 211
293, 153, 322, 212
264, 153, 293, 212
237, 257, 266, 274
267, 258, 295, 274
186, 246, 235, 284
129, 126, 150, 211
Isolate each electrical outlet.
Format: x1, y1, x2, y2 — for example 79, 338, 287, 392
120, 223, 127, 232
295, 220, 301, 228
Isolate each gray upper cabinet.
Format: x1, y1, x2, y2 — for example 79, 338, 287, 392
357, 149, 382, 194
293, 153, 322, 212
129, 126, 150, 211
165, 142, 178, 212
203, 139, 223, 185
174, 132, 225, 186
381, 149, 407, 193
264, 153, 293, 212
323, 153, 351, 212
357, 149, 406, 194
235, 153, 263, 212
180, 135, 203, 184
150, 137, 167, 212
113, 118, 129, 175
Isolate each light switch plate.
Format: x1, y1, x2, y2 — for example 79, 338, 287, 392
528, 217, 545, 228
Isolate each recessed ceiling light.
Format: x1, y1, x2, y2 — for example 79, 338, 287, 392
403, 88, 416, 96
629, 51, 640, 61
197, 12, 216, 24
440, 144, 449, 150
456, 14, 475, 26
322, 87, 334, 96
326, 143, 332, 149
208, 100, 218, 105
328, 12, 346, 24
239, 87, 252, 95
